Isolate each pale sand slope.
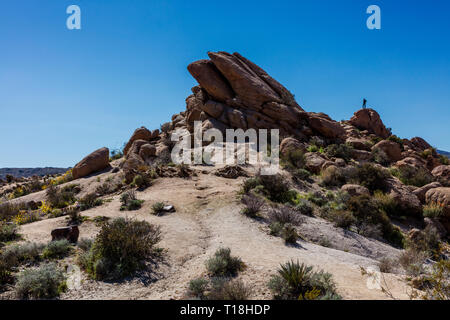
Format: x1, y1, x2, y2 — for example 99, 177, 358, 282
14, 169, 412, 300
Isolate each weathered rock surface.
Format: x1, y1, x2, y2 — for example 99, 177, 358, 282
341, 184, 370, 197
431, 165, 450, 186
123, 127, 152, 155
413, 182, 442, 203
410, 137, 432, 151
349, 108, 390, 138
372, 140, 403, 163
280, 137, 305, 156
72, 147, 110, 179
385, 177, 422, 216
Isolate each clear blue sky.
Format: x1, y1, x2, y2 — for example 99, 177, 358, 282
0, 0, 449, 167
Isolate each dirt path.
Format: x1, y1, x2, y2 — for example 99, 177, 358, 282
16, 171, 411, 300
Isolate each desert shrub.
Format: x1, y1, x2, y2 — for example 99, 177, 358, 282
205, 248, 244, 277
0, 202, 28, 222
12, 210, 43, 225
421, 260, 450, 300
15, 263, 66, 299
320, 166, 346, 187
347, 195, 404, 247
79, 193, 102, 211
0, 222, 19, 243
120, 190, 144, 211
151, 202, 165, 216
268, 206, 304, 226
281, 224, 298, 244
0, 260, 14, 290
42, 240, 72, 260
325, 144, 354, 161
399, 248, 428, 277
77, 238, 93, 252
268, 260, 341, 300
294, 199, 313, 216
331, 210, 356, 229
46, 184, 80, 209
390, 166, 434, 187
372, 148, 390, 166
258, 174, 297, 204
269, 222, 284, 236
423, 203, 444, 218
304, 192, 327, 207
188, 278, 209, 299
131, 173, 153, 189
358, 222, 383, 240
208, 278, 252, 300
6, 174, 14, 183
293, 168, 311, 181
281, 149, 306, 169
240, 194, 265, 217
240, 177, 261, 194
374, 191, 402, 217
378, 258, 395, 273
1, 242, 44, 268
408, 226, 441, 257
355, 163, 390, 192
79, 217, 162, 280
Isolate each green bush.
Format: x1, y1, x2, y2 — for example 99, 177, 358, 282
42, 240, 72, 260
269, 222, 284, 236
241, 174, 297, 204
149, 202, 164, 216
46, 184, 80, 209
0, 260, 14, 290
325, 144, 354, 161
205, 248, 244, 277
281, 149, 306, 170
1, 242, 44, 268
390, 166, 434, 187
438, 155, 449, 165
293, 168, 311, 181
79, 193, 103, 211
355, 163, 390, 192
294, 199, 313, 216
423, 203, 444, 218
347, 195, 404, 247
331, 210, 356, 229
281, 224, 298, 244
120, 190, 144, 211
188, 277, 209, 299
0, 222, 19, 243
15, 263, 66, 299
0, 202, 28, 222
79, 217, 161, 280
268, 260, 341, 300
374, 191, 402, 217
77, 238, 93, 252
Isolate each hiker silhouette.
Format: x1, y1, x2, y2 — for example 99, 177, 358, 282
362, 99, 367, 109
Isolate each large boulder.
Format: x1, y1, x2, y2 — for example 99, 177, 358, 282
431, 165, 450, 186
187, 60, 234, 103
123, 127, 152, 155
72, 147, 110, 179
307, 116, 345, 139
280, 137, 305, 157
394, 157, 426, 170
410, 137, 432, 151
349, 108, 390, 138
372, 140, 403, 163
305, 152, 326, 174
385, 177, 422, 216
425, 187, 450, 233
413, 182, 442, 203
346, 137, 371, 151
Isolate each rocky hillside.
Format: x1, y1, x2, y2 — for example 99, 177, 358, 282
0, 51, 448, 300
0, 168, 68, 180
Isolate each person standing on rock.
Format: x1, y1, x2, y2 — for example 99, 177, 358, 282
362, 98, 367, 109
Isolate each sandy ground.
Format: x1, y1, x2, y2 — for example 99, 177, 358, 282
3, 165, 414, 300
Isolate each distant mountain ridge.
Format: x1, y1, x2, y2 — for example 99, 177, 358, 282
437, 149, 450, 158
0, 167, 68, 179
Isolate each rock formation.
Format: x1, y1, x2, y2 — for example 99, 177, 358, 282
72, 147, 110, 179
